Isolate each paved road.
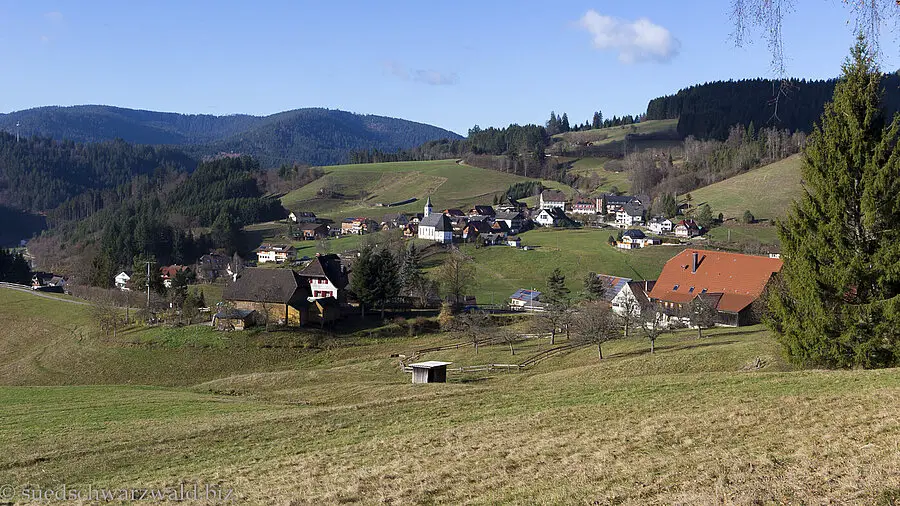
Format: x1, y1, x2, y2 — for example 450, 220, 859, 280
0, 283, 90, 305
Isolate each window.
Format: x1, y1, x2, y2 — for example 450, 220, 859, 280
688, 287, 694, 293
673, 284, 679, 290
701, 288, 707, 294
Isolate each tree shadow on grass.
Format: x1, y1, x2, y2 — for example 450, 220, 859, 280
607, 339, 739, 359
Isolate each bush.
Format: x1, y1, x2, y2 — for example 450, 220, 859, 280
742, 210, 755, 224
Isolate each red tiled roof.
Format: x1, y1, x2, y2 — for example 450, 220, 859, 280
649, 249, 783, 313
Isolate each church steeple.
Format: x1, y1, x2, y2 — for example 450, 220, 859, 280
424, 195, 433, 217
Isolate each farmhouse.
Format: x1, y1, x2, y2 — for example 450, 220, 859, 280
649, 249, 783, 327
223, 268, 310, 326
539, 190, 567, 210
288, 211, 317, 223
494, 211, 525, 234
256, 244, 296, 264
648, 217, 674, 234
298, 253, 347, 301
535, 207, 568, 227
674, 219, 702, 238
296, 222, 329, 240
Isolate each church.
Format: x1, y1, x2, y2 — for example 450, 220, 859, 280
417, 196, 453, 244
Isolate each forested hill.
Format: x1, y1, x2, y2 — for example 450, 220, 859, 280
645, 75, 900, 139
0, 133, 195, 213
0, 106, 462, 166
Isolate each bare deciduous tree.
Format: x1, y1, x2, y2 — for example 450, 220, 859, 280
639, 303, 667, 354
447, 310, 493, 354
686, 296, 719, 339
573, 301, 620, 360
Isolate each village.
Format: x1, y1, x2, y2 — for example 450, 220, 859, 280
25, 186, 779, 353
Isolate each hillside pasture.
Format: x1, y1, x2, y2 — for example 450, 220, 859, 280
554, 119, 679, 146
456, 228, 682, 302
280, 160, 530, 221
3, 296, 900, 504
689, 154, 803, 221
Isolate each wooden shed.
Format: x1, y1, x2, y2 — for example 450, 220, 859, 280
213, 308, 257, 331
409, 361, 452, 384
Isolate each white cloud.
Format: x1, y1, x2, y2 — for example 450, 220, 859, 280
577, 9, 679, 64
383, 61, 459, 86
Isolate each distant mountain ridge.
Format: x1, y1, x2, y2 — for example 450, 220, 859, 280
0, 106, 462, 166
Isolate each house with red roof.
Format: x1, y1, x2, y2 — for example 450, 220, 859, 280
648, 249, 783, 327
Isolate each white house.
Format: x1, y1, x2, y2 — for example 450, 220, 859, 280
596, 274, 655, 318
256, 244, 296, 264
418, 197, 453, 243
535, 207, 568, 227
115, 272, 131, 291
674, 219, 702, 238
615, 202, 645, 228
288, 211, 317, 223
539, 190, 567, 210
648, 217, 674, 234
298, 254, 347, 301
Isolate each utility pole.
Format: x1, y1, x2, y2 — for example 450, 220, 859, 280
16, 122, 20, 142
146, 261, 151, 310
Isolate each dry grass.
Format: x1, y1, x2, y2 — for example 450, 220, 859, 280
2, 287, 900, 504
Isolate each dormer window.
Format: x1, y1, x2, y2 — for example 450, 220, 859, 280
688, 287, 695, 293
673, 284, 679, 290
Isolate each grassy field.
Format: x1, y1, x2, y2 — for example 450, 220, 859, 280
554, 119, 679, 146
279, 159, 529, 221
706, 223, 781, 248
456, 228, 683, 302
689, 154, 803, 221
3, 286, 900, 503
566, 156, 632, 194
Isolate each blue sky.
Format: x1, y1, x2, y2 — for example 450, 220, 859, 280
0, 0, 890, 134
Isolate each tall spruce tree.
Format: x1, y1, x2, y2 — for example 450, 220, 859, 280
350, 246, 376, 316
768, 37, 900, 368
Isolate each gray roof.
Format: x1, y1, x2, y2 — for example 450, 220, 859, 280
223, 268, 309, 307
495, 211, 523, 221
622, 229, 646, 239
420, 213, 452, 232
298, 254, 347, 288
541, 190, 567, 202
621, 202, 644, 217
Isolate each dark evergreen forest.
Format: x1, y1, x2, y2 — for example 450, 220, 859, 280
645, 75, 900, 139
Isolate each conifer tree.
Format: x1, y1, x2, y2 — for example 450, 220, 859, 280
768, 37, 900, 368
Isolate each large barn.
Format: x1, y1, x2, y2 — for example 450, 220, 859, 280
649, 249, 783, 327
